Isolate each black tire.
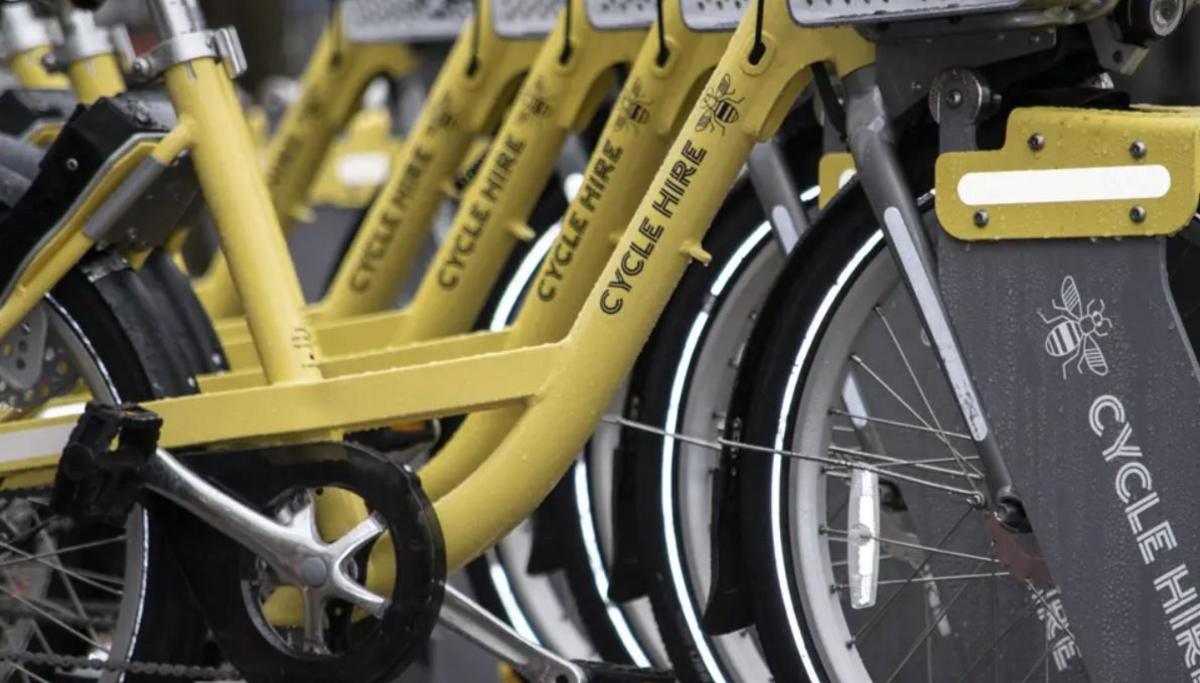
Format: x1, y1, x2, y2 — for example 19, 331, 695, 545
734, 187, 883, 683
0, 139, 209, 677
629, 180, 783, 682
40, 257, 209, 680
734, 189, 1090, 682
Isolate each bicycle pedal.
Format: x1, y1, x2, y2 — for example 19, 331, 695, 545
571, 661, 674, 682
52, 401, 160, 527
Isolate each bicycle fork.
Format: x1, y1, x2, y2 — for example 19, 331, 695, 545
838, 66, 1023, 524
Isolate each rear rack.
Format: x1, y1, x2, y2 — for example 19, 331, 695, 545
681, 0, 750, 32
492, 0, 564, 39
786, 0, 1068, 26
586, 0, 657, 31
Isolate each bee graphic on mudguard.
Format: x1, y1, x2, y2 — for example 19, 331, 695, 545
614, 79, 652, 134
1038, 275, 1113, 379
519, 77, 552, 123
696, 73, 742, 135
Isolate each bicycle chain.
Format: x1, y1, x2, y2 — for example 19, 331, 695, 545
0, 486, 241, 679
0, 649, 240, 679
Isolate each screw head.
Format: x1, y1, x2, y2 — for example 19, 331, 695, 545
945, 89, 964, 108
64, 158, 78, 172
1130, 205, 1148, 223
1130, 140, 1148, 160
299, 556, 329, 587
1027, 133, 1046, 151
973, 209, 990, 227
131, 58, 149, 76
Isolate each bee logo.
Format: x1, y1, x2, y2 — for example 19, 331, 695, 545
696, 73, 743, 135
430, 94, 456, 131
614, 79, 652, 134
519, 78, 552, 123
1038, 275, 1113, 378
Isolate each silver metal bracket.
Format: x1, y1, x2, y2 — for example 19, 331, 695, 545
439, 585, 587, 682
0, 3, 53, 58
130, 25, 246, 82
43, 9, 134, 73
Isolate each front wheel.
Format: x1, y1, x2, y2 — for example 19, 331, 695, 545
736, 192, 1089, 682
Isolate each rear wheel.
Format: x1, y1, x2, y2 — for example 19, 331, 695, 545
0, 256, 207, 681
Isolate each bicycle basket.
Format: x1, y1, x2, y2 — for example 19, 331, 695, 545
492, 0, 564, 38
681, 0, 750, 31
586, 0, 656, 30
787, 0, 1068, 26
340, 0, 473, 43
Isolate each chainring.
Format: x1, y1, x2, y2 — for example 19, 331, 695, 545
160, 441, 445, 683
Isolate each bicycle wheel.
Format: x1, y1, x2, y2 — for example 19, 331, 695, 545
464, 199, 666, 667
0, 256, 208, 681
737, 187, 1088, 681
628, 179, 783, 682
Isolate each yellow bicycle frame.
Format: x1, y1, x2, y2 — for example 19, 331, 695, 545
0, 1, 875, 584
195, 0, 537, 320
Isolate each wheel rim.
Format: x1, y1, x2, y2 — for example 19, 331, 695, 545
772, 231, 1087, 681
659, 222, 779, 681
0, 297, 151, 683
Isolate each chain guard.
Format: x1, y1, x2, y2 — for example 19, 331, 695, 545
160, 441, 445, 683
937, 222, 1200, 679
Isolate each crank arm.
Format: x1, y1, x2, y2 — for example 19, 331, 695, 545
439, 584, 587, 683
144, 448, 388, 617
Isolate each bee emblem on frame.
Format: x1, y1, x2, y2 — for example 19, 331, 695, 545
696, 73, 742, 135
1038, 275, 1113, 378
614, 78, 652, 134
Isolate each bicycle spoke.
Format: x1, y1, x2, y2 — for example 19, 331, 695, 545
884, 559, 988, 683
834, 571, 1010, 590
822, 527, 1000, 565
828, 444, 983, 482
828, 408, 973, 441
953, 592, 1042, 682
850, 353, 985, 489
872, 307, 983, 480
0, 536, 125, 574
0, 538, 123, 597
0, 581, 107, 654
852, 506, 974, 642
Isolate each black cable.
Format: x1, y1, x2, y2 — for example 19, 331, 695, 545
468, 0, 482, 75
559, 0, 574, 64
655, 0, 670, 66
748, 0, 766, 64
810, 62, 847, 138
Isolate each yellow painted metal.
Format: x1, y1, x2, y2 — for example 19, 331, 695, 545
308, 108, 404, 208
432, 11, 874, 569
23, 123, 64, 148
66, 53, 125, 103
818, 152, 855, 208
315, 0, 545, 319
0, 141, 161, 339
387, 0, 647, 345
193, 24, 418, 318
266, 26, 416, 232
0, 0, 875, 587
199, 328, 511, 393
7, 46, 69, 89
165, 58, 322, 385
0, 343, 557, 472
936, 106, 1200, 240
420, 0, 736, 500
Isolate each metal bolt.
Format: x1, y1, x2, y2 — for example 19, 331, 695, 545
973, 209, 990, 228
132, 58, 149, 76
945, 89, 964, 108
299, 556, 329, 587
64, 158, 78, 172
1130, 205, 1147, 223
1130, 140, 1148, 160
1027, 133, 1045, 151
